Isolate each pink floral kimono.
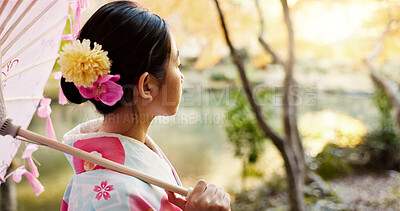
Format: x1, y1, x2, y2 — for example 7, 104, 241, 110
61, 118, 182, 211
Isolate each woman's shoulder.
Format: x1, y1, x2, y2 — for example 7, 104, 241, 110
63, 132, 179, 186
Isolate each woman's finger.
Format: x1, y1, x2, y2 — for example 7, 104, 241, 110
187, 180, 207, 201
203, 184, 217, 197
207, 187, 228, 210
214, 187, 225, 200
223, 192, 231, 205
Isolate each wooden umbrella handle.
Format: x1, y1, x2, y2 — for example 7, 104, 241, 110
17, 128, 189, 196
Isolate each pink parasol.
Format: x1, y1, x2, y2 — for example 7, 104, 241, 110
0, 0, 189, 197
0, 0, 70, 186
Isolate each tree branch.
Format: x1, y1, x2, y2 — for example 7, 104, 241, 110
280, 0, 295, 136
214, 0, 285, 152
255, 0, 285, 66
280, 0, 295, 70
365, 19, 400, 130
277, 1, 308, 191
366, 21, 393, 61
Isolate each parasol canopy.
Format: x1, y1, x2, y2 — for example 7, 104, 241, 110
0, 0, 189, 197
0, 0, 70, 182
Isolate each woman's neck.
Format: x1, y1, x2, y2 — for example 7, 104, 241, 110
98, 107, 154, 143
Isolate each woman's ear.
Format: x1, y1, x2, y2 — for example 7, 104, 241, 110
137, 72, 159, 102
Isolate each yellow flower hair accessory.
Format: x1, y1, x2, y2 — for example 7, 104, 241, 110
58, 39, 111, 87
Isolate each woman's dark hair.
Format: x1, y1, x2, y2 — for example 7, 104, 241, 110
61, 1, 171, 115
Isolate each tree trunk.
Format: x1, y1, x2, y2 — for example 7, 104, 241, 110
1, 167, 17, 211
278, 0, 306, 209
214, 0, 306, 210
281, 142, 306, 211
255, 0, 330, 197
282, 79, 306, 211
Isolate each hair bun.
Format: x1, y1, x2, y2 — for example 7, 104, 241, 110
60, 77, 88, 104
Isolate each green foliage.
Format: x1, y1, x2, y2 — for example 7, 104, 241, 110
373, 87, 393, 127
225, 90, 269, 163
242, 163, 264, 178
312, 144, 353, 180
362, 126, 399, 170
224, 89, 273, 178
361, 87, 400, 170
209, 72, 233, 82
313, 87, 400, 178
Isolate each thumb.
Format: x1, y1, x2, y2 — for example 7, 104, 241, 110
166, 190, 187, 209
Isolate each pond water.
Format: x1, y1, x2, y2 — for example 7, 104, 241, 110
15, 88, 379, 210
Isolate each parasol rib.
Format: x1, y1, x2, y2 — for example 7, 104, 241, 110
0, 53, 5, 120
1, 16, 67, 68
0, 0, 23, 35
0, 1, 8, 18
3, 56, 58, 81
0, 0, 38, 46
4, 96, 43, 102
2, 0, 59, 56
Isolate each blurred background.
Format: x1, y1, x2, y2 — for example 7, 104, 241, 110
9, 0, 400, 210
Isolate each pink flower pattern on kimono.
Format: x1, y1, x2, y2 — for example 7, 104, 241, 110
72, 136, 125, 174
94, 180, 114, 200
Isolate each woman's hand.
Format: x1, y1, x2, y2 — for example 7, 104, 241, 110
167, 180, 231, 211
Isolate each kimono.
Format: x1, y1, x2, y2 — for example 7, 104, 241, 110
61, 118, 183, 211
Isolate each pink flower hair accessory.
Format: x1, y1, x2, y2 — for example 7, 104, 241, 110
77, 74, 123, 106
58, 39, 124, 106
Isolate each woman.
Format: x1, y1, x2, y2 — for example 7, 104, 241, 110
59, 1, 230, 210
